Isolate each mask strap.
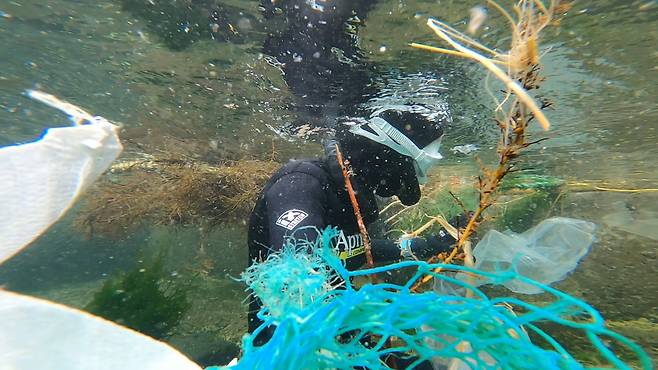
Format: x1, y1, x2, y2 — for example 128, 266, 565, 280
348, 117, 443, 179
347, 118, 411, 156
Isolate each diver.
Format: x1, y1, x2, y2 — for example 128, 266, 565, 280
247, 106, 456, 320
246, 2, 458, 363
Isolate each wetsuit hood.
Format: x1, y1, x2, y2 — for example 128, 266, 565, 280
332, 102, 446, 206
323, 139, 420, 210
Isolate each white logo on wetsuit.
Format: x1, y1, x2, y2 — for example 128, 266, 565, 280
334, 231, 365, 260
275, 209, 309, 230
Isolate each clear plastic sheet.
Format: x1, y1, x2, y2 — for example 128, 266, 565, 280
464, 217, 597, 294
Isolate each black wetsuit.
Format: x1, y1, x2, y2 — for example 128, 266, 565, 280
248, 158, 401, 271
247, 156, 379, 341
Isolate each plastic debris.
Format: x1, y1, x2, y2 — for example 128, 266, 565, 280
0, 290, 201, 370
0, 91, 122, 263
468, 6, 488, 35
501, 173, 565, 190
462, 217, 597, 294
242, 238, 335, 319
0, 91, 201, 370
451, 144, 478, 155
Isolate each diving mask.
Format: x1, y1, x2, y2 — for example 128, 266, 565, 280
347, 116, 443, 184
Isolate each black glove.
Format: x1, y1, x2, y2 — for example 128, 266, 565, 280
410, 229, 456, 259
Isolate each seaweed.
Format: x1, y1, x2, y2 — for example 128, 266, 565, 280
75, 157, 278, 238
409, 1, 570, 290
84, 255, 190, 339
386, 172, 565, 236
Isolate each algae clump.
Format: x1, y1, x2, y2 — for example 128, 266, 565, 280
85, 257, 190, 339
496, 173, 565, 232
389, 172, 565, 237
76, 158, 278, 238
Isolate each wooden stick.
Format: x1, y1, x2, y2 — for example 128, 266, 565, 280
335, 144, 374, 267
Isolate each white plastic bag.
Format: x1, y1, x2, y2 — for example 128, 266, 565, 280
0, 91, 122, 263
463, 217, 596, 294
0, 290, 201, 370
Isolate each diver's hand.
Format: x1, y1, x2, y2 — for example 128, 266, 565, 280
409, 230, 456, 259
398, 214, 475, 260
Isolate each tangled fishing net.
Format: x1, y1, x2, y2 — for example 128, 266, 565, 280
215, 228, 651, 370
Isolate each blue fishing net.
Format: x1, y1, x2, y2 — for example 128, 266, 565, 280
211, 228, 651, 370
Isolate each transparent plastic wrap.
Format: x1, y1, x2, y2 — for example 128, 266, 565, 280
462, 217, 597, 294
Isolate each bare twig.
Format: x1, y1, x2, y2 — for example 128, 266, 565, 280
335, 144, 374, 268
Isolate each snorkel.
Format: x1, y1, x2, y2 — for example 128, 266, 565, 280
346, 116, 443, 184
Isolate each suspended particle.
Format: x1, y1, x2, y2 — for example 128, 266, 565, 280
468, 6, 487, 35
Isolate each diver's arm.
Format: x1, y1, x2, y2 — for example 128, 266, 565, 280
370, 239, 405, 262
369, 231, 456, 263
265, 173, 327, 252
407, 233, 456, 259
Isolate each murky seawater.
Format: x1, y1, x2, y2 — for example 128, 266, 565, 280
0, 0, 656, 366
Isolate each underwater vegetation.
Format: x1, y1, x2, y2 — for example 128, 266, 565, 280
76, 158, 278, 238
387, 170, 565, 237
85, 256, 190, 339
